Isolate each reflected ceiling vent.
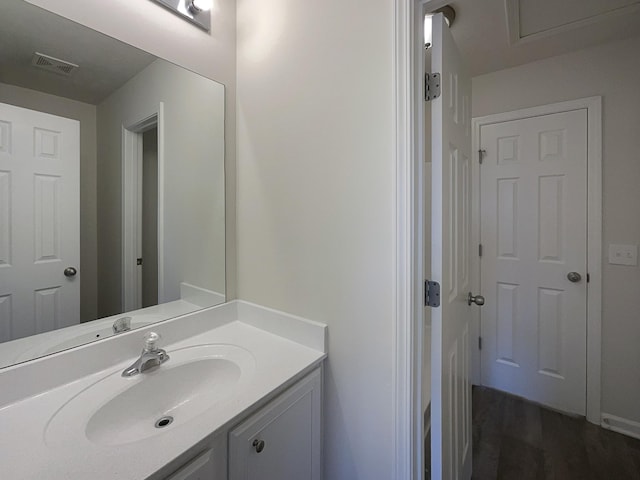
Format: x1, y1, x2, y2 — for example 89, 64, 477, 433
31, 52, 78, 76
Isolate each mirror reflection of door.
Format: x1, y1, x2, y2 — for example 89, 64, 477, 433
0, 102, 80, 341
141, 127, 158, 308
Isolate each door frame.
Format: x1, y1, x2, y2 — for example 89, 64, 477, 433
470, 97, 603, 424
394, 0, 450, 479
394, 1, 604, 472
121, 102, 165, 312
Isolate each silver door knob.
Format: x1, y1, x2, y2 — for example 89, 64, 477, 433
468, 292, 485, 306
567, 272, 582, 283
64, 267, 77, 277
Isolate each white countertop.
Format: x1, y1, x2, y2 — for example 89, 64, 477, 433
0, 302, 327, 480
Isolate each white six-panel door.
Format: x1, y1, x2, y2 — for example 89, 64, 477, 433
0, 102, 80, 342
430, 14, 473, 480
479, 109, 588, 415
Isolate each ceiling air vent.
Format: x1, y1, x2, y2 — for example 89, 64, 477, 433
31, 52, 78, 76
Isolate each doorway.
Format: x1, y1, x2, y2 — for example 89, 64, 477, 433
472, 98, 603, 423
141, 127, 159, 308
395, 1, 619, 479
122, 104, 164, 313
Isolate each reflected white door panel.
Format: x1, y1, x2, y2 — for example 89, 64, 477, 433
0, 102, 79, 341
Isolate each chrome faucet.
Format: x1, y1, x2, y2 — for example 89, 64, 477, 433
112, 316, 132, 334
122, 332, 169, 377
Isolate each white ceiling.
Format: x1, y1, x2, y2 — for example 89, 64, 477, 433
426, 0, 640, 76
0, 0, 156, 105
517, 0, 640, 38
4, 0, 639, 101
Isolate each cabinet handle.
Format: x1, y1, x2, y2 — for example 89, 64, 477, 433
252, 439, 265, 453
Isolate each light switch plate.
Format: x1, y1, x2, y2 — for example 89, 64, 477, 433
608, 244, 638, 266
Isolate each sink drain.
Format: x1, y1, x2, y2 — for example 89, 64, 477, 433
155, 416, 174, 428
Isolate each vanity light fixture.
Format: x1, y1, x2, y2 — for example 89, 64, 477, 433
151, 0, 212, 32
424, 5, 456, 49
187, 0, 213, 13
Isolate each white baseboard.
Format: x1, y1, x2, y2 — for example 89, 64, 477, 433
601, 413, 640, 440
180, 282, 225, 308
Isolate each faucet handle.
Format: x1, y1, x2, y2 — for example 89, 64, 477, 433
144, 331, 161, 352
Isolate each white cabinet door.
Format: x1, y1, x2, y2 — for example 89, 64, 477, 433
0, 102, 80, 342
229, 368, 321, 480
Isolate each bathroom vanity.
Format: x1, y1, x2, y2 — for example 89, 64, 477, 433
0, 301, 326, 479
0, 3, 326, 478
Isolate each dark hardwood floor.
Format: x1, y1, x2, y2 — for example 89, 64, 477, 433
472, 386, 640, 480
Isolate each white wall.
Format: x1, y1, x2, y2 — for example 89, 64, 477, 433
236, 0, 395, 478
97, 59, 225, 317
473, 36, 640, 424
27, 0, 238, 299
0, 82, 98, 322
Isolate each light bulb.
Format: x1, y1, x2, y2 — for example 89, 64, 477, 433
190, 0, 213, 12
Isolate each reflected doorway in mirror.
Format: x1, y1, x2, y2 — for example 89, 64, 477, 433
122, 105, 165, 313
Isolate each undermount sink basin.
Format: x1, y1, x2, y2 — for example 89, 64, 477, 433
45, 344, 255, 447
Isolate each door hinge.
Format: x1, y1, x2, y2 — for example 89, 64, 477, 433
424, 280, 441, 308
424, 73, 441, 101
137, 258, 143, 266
587, 273, 590, 283
478, 337, 482, 350
479, 149, 486, 164
479, 244, 483, 257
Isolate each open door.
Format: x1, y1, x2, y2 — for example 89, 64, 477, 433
429, 14, 476, 480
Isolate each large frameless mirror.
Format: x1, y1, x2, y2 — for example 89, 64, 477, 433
0, 0, 226, 369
